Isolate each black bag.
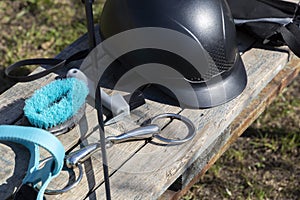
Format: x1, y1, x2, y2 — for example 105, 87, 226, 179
227, 0, 300, 57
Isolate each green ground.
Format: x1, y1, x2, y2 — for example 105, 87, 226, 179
0, 1, 299, 199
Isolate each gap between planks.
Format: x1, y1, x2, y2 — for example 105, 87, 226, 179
162, 54, 300, 200
85, 49, 290, 199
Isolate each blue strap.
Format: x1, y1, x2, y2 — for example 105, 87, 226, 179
0, 125, 65, 200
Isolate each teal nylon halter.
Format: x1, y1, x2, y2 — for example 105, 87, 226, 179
0, 125, 65, 200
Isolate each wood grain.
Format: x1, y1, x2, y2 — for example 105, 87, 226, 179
87, 49, 290, 199
1, 26, 298, 200
166, 54, 300, 200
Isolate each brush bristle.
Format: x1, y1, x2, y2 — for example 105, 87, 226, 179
24, 78, 89, 129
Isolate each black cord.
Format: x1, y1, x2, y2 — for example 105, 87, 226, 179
83, 0, 112, 199
95, 86, 112, 200
84, 0, 96, 51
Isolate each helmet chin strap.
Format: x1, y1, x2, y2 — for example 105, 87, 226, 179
83, 0, 111, 199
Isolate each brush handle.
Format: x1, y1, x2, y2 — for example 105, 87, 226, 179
67, 69, 130, 116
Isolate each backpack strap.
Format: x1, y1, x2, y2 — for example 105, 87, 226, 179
278, 22, 300, 57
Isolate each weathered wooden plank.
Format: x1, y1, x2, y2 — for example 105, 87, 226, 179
0, 31, 91, 199
166, 54, 300, 200
88, 48, 289, 200
0, 142, 30, 198
0, 104, 96, 199
44, 100, 180, 200
0, 26, 180, 200
0, 23, 297, 200
0, 32, 90, 125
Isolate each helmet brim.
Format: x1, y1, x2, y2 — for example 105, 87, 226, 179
166, 54, 248, 109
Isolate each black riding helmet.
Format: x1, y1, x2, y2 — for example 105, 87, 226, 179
99, 0, 247, 108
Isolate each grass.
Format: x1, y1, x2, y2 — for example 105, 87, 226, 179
0, 0, 104, 90
0, 1, 299, 199
183, 62, 300, 199
184, 86, 300, 199
0, 0, 104, 70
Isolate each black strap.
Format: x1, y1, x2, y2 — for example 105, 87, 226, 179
5, 49, 90, 82
83, 0, 111, 199
279, 22, 300, 57
95, 84, 111, 200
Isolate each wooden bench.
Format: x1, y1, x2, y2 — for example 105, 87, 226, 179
0, 25, 299, 200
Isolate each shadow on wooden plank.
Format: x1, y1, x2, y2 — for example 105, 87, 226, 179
0, 99, 25, 125
0, 142, 30, 198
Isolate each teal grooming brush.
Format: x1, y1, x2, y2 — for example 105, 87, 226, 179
24, 78, 89, 135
